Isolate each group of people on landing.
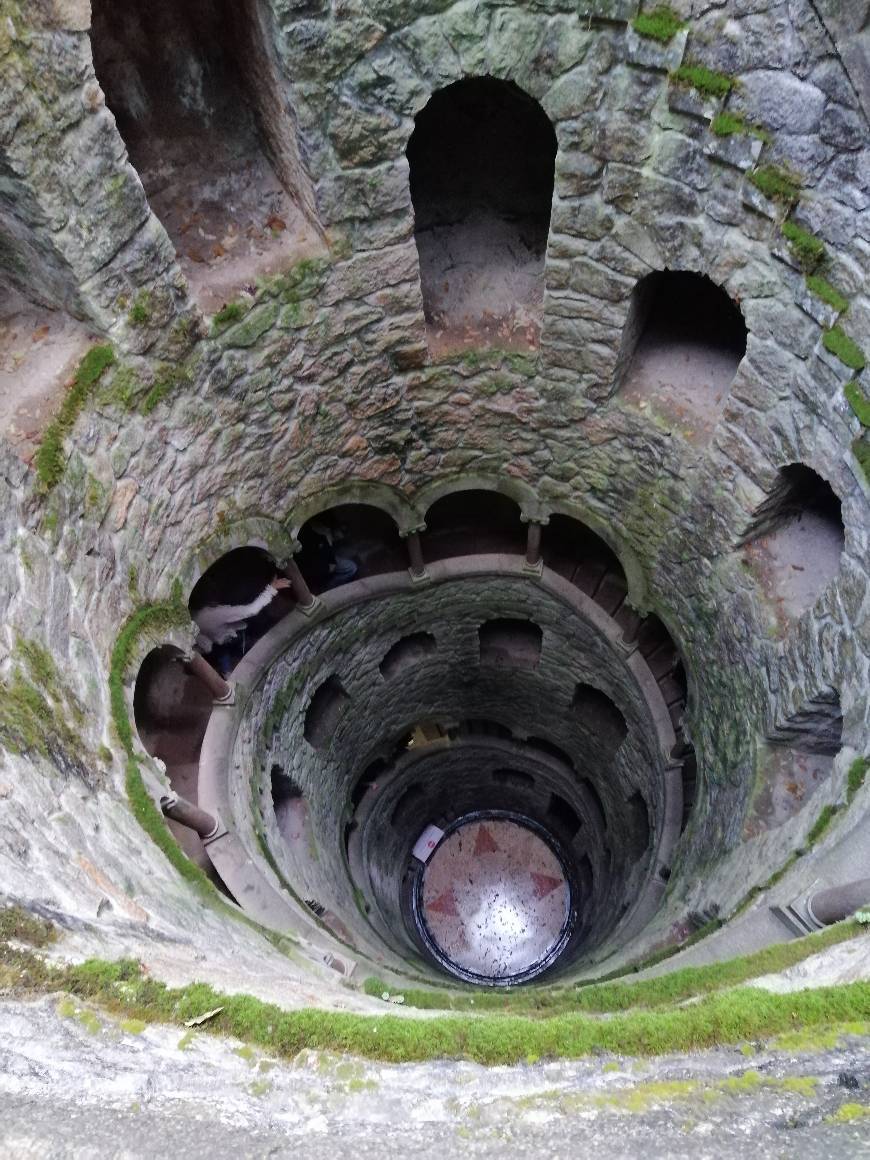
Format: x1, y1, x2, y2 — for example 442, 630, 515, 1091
190, 518, 358, 676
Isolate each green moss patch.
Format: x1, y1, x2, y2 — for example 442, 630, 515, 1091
823, 326, 866, 372
35, 345, 115, 492
365, 921, 865, 1017
806, 275, 849, 315
847, 756, 869, 801
15, 955, 870, 1065
852, 438, 870, 486
632, 5, 684, 43
0, 637, 91, 775
807, 803, 837, 846
780, 221, 826, 273
671, 65, 733, 99
127, 291, 152, 327
845, 383, 870, 427
748, 165, 801, 206
211, 302, 246, 333
709, 111, 767, 140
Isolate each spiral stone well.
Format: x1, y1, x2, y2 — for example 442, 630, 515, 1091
1, 0, 869, 1151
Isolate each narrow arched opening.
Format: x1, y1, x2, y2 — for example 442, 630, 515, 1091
541, 514, 628, 615
189, 546, 291, 675
90, 0, 321, 313
617, 270, 748, 442
422, 489, 526, 562
407, 76, 557, 356
296, 504, 405, 595
740, 464, 844, 621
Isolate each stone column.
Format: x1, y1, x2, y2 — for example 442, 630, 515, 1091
618, 610, 644, 654
402, 527, 429, 582
184, 650, 234, 705
161, 793, 220, 841
523, 520, 544, 575
807, 878, 870, 926
283, 556, 320, 615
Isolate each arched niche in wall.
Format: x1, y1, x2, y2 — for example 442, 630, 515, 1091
422, 488, 526, 562
296, 503, 406, 595
188, 546, 291, 671
132, 644, 218, 875
541, 513, 630, 617
407, 76, 557, 356
739, 464, 844, 623
616, 270, 748, 443
748, 686, 843, 839
572, 683, 627, 752
90, 0, 321, 314
478, 617, 543, 670
380, 633, 437, 681
304, 675, 351, 750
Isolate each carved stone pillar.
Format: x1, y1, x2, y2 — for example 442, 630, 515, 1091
161, 792, 220, 841
807, 878, 870, 926
184, 650, 234, 705
402, 526, 429, 582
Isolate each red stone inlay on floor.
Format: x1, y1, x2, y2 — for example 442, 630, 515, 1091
473, 824, 499, 856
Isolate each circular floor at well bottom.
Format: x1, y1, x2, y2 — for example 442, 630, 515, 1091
416, 814, 572, 983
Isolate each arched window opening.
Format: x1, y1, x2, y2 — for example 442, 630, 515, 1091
90, 0, 320, 313
296, 504, 405, 595
680, 751, 698, 832
407, 77, 557, 356
133, 644, 225, 887
380, 633, 437, 680
580, 778, 607, 834
304, 676, 350, 749
548, 793, 582, 840
351, 759, 387, 814
624, 791, 650, 862
541, 515, 628, 614
478, 618, 543, 670
270, 764, 303, 811
189, 547, 290, 674
423, 489, 525, 562
453, 719, 512, 742
617, 270, 748, 443
768, 687, 843, 756
526, 736, 575, 770
391, 782, 426, 830
572, 684, 628, 750
492, 769, 535, 789
740, 465, 844, 620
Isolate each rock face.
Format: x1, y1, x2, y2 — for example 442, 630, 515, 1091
0, 0, 868, 1102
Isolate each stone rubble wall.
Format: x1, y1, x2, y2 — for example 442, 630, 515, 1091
0, 0, 866, 981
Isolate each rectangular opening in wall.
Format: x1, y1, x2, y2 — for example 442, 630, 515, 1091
91, 0, 323, 314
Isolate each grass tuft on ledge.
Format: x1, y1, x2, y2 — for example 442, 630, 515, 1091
823, 326, 866, 372
709, 111, 768, 140
671, 64, 733, 99
632, 5, 684, 43
780, 221, 826, 273
364, 921, 867, 1016
806, 275, 849, 315
748, 165, 801, 206
845, 383, 870, 427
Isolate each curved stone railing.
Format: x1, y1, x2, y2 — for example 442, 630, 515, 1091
196, 553, 682, 984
